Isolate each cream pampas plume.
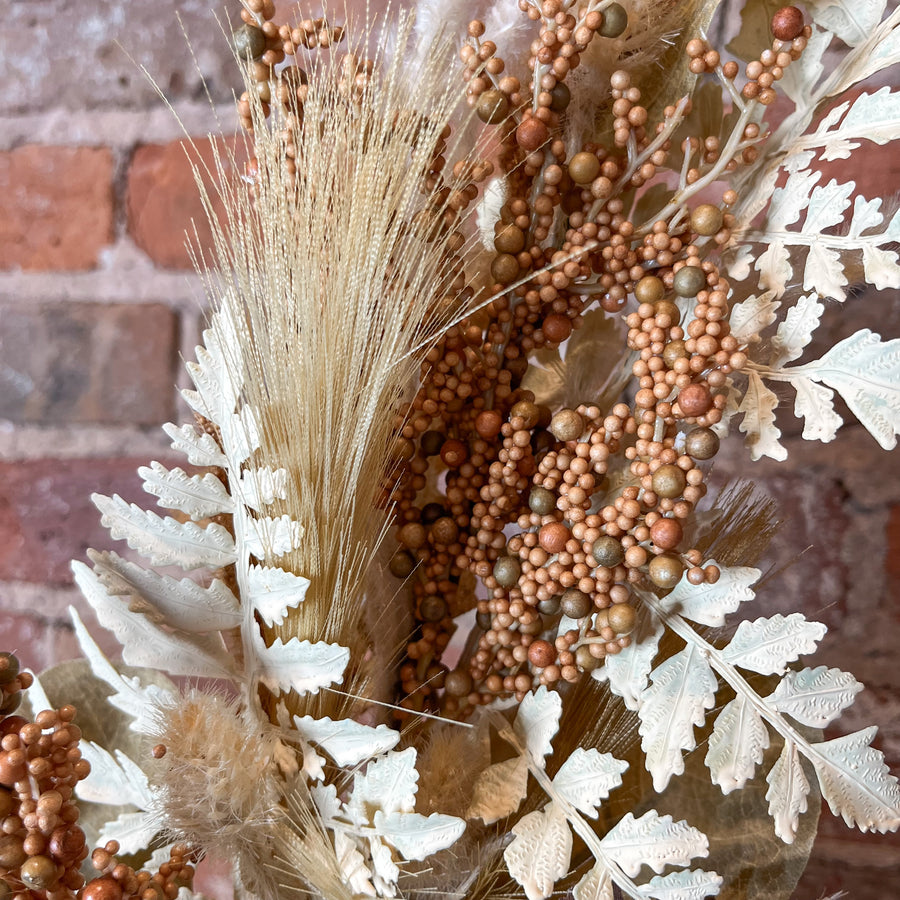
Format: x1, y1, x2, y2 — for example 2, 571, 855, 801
190, 13, 481, 721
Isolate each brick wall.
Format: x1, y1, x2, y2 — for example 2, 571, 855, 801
0, 1, 897, 896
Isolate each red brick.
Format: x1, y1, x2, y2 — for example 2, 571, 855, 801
0, 2, 240, 116
0, 457, 176, 586
0, 303, 177, 426
127, 137, 242, 270
0, 146, 114, 271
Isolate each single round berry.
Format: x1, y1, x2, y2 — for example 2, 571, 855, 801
599, 2, 628, 37
476, 89, 509, 124
607, 603, 636, 634
528, 639, 556, 667
493, 556, 522, 588
652, 464, 687, 499
529, 486, 557, 515
690, 203, 724, 236
560, 588, 592, 619
592, 535, 625, 568
549, 408, 584, 441
672, 265, 706, 297
649, 554, 684, 588
678, 383, 713, 416
685, 427, 720, 460
772, 6, 804, 41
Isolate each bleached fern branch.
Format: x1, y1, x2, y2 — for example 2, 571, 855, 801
638, 586, 900, 842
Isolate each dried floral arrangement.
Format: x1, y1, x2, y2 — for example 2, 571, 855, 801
3, 0, 900, 898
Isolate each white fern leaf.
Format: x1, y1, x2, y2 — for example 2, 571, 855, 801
551, 748, 628, 818
660, 563, 759, 627
292, 716, 400, 766
241, 513, 305, 559
372, 811, 466, 860
639, 645, 718, 792
73, 562, 234, 679
251, 633, 349, 696
92, 493, 236, 570
834, 9, 900, 88
182, 332, 240, 428
504, 802, 572, 900
247, 565, 311, 627
476, 176, 507, 249
787, 329, 900, 450
602, 611, 663, 710
771, 294, 824, 367
640, 869, 723, 900
738, 371, 787, 461
334, 831, 376, 898
766, 168, 821, 232
808, 0, 887, 46
800, 88, 900, 160
728, 290, 780, 342
69, 607, 174, 732
348, 748, 419, 819
721, 613, 827, 675
792, 377, 843, 442
768, 666, 863, 727
138, 461, 233, 518
89, 551, 240, 633
705, 695, 769, 794
369, 836, 399, 896
514, 686, 563, 762
766, 739, 811, 843
600, 810, 710, 877
862, 244, 900, 290
573, 865, 613, 900
97, 809, 158, 856
467, 756, 529, 824
217, 406, 261, 464
753, 243, 792, 299
804, 242, 847, 301
237, 466, 290, 510
811, 727, 900, 832
77, 742, 152, 808
161, 422, 227, 468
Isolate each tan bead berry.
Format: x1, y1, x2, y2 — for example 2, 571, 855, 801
528, 640, 556, 667
476, 89, 510, 123
591, 536, 625, 567
690, 204, 724, 236
568, 152, 601, 184
550, 408, 584, 441
652, 465, 687, 499
650, 517, 683, 550
600, 2, 628, 37
20, 854, 58, 890
82, 876, 124, 900
648, 554, 684, 588
539, 522, 569, 553
678, 384, 713, 416
772, 6, 805, 41
516, 117, 549, 151
607, 603, 636, 634
685, 427, 720, 459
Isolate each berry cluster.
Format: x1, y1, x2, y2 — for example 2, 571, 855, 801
0, 655, 195, 900
227, 3, 810, 715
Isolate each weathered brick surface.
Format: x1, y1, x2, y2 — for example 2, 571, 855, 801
0, 457, 159, 586
0, 146, 114, 271
0, 2, 240, 116
0, 302, 177, 425
127, 137, 241, 269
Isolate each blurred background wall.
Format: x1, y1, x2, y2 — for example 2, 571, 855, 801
0, 1, 898, 895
